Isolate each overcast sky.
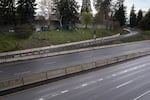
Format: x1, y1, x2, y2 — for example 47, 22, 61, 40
37, 0, 150, 16
76, 0, 150, 15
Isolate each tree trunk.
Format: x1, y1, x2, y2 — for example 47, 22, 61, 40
59, 16, 63, 29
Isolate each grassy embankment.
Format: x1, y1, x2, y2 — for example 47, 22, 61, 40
111, 31, 150, 44
0, 28, 126, 52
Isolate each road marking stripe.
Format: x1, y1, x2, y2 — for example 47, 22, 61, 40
133, 90, 150, 100
74, 79, 103, 90
98, 78, 103, 81
74, 86, 81, 89
123, 70, 128, 73
112, 74, 117, 77
38, 98, 44, 100
81, 84, 88, 87
88, 81, 97, 84
116, 80, 133, 89
51, 93, 59, 97
61, 90, 69, 94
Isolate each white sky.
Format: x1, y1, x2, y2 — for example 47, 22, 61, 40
124, 0, 150, 14
36, 0, 150, 16
76, 0, 150, 15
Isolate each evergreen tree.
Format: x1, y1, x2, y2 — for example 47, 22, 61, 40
94, 0, 113, 29
0, 0, 15, 25
139, 10, 150, 30
94, 0, 112, 23
16, 0, 36, 24
114, 2, 126, 26
56, 0, 79, 30
137, 10, 143, 25
130, 5, 137, 27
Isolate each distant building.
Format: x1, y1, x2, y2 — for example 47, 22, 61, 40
49, 14, 61, 30
34, 16, 48, 32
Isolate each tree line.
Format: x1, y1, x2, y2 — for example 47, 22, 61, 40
0, 0, 150, 31
0, 0, 36, 38
130, 5, 150, 30
0, 0, 36, 25
39, 0, 127, 30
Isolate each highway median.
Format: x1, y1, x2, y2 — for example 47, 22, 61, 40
0, 48, 150, 95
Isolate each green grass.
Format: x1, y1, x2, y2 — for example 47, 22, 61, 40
0, 28, 126, 53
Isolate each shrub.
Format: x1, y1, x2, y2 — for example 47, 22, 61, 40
15, 24, 34, 39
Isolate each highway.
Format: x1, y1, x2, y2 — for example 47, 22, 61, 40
1, 55, 150, 100
0, 41, 150, 82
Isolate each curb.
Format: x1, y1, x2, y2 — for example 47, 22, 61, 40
0, 40, 150, 64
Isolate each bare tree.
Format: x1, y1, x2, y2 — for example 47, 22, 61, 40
39, 0, 54, 18
38, 0, 56, 30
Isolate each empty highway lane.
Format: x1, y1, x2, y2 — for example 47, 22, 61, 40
0, 41, 150, 81
1, 55, 150, 100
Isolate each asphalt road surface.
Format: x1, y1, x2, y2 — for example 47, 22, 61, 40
0, 41, 150, 82
1, 55, 150, 100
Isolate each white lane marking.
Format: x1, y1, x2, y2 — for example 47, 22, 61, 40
98, 78, 103, 81
88, 81, 97, 84
133, 67, 137, 70
112, 74, 117, 77
45, 62, 56, 65
74, 78, 103, 90
14, 71, 31, 76
42, 92, 58, 98
116, 64, 146, 76
74, 86, 81, 90
123, 70, 128, 73
51, 93, 59, 97
61, 90, 69, 94
116, 80, 133, 89
38, 98, 44, 100
133, 90, 150, 100
81, 84, 88, 87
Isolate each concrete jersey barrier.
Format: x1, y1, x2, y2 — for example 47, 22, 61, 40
0, 49, 150, 92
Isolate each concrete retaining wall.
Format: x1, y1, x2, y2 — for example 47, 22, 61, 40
0, 40, 150, 64
95, 59, 107, 67
107, 57, 118, 64
82, 62, 96, 70
0, 34, 121, 63
117, 55, 127, 62
47, 69, 66, 79
0, 49, 150, 91
23, 72, 47, 85
66, 65, 82, 74
0, 78, 23, 91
